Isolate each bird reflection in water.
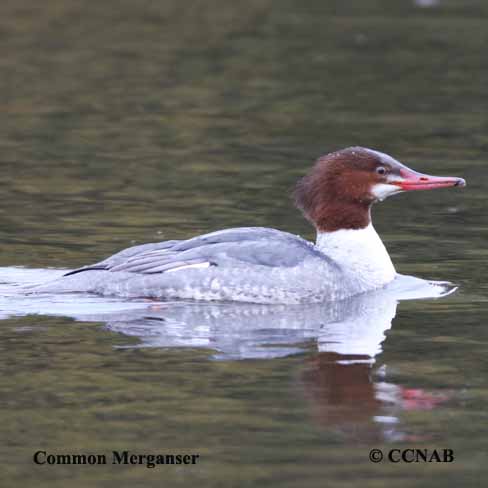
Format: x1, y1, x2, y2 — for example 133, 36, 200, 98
0, 268, 454, 441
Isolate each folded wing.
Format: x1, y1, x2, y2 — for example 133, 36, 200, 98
65, 227, 329, 276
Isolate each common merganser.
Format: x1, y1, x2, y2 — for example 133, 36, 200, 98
32, 147, 465, 303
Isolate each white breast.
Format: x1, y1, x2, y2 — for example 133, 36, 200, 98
315, 224, 396, 291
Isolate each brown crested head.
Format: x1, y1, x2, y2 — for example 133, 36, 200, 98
294, 146, 465, 232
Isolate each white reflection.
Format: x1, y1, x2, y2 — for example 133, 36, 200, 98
0, 266, 455, 441
0, 267, 454, 361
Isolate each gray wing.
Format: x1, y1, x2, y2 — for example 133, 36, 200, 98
65, 227, 328, 276
64, 240, 182, 276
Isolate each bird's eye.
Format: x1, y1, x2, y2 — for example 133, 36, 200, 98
376, 166, 387, 175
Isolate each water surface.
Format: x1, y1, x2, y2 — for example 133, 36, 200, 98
0, 1, 487, 486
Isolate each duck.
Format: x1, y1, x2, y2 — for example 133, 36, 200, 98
32, 147, 465, 304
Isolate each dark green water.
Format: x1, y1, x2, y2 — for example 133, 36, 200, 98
1, 1, 487, 486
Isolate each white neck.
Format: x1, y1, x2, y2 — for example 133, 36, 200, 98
316, 224, 396, 291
